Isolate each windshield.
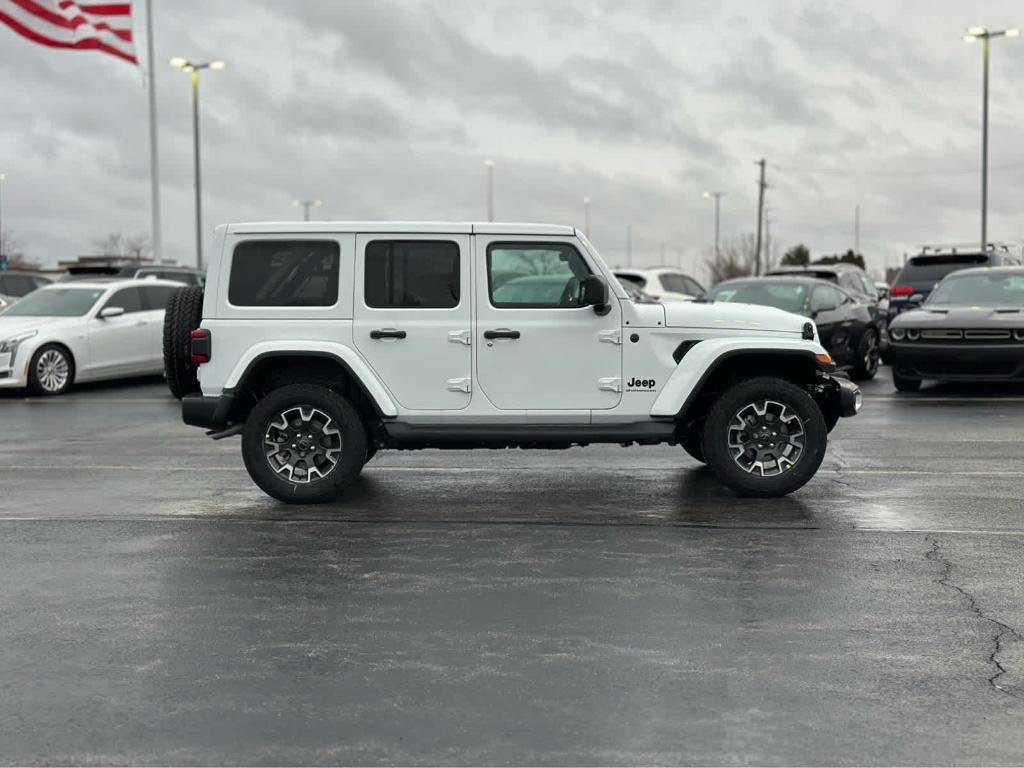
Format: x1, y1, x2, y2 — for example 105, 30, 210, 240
3, 288, 105, 316
927, 273, 1024, 306
706, 281, 809, 314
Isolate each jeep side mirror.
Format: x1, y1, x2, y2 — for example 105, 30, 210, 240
909, 294, 924, 305
99, 306, 125, 319
580, 275, 610, 315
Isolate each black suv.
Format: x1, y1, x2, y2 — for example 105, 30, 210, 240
888, 247, 1021, 320
766, 263, 880, 303
64, 263, 205, 285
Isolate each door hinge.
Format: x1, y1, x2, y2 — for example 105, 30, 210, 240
447, 377, 472, 393
598, 377, 622, 393
448, 329, 472, 346
598, 329, 622, 345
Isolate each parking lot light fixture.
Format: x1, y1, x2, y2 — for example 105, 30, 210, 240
170, 57, 224, 268
963, 27, 1018, 254
293, 199, 322, 222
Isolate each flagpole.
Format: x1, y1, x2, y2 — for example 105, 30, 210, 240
144, 0, 162, 262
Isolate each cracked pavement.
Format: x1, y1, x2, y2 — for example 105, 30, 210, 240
1, 370, 1024, 765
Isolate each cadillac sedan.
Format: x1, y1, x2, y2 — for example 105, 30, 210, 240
0, 278, 182, 395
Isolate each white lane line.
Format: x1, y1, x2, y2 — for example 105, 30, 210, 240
1, 465, 1024, 477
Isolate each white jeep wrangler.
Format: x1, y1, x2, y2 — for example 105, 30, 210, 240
166, 222, 860, 504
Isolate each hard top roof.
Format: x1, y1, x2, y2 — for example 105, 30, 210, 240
224, 221, 577, 236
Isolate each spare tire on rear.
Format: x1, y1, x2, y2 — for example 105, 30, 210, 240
163, 285, 204, 400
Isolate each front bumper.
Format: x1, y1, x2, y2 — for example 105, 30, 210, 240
182, 392, 235, 430
835, 376, 862, 416
889, 342, 1024, 381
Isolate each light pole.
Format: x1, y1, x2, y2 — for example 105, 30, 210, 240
583, 196, 591, 237
293, 199, 322, 221
0, 173, 6, 270
170, 57, 224, 268
963, 26, 1019, 253
484, 159, 495, 222
703, 191, 724, 261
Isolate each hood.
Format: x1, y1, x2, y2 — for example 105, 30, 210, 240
662, 300, 808, 335
0, 315, 76, 338
892, 305, 1024, 329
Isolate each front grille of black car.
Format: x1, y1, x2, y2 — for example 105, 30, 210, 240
904, 328, 1021, 343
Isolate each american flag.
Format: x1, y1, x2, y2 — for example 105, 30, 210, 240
0, 0, 137, 64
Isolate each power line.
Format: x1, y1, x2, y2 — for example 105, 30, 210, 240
774, 162, 1024, 178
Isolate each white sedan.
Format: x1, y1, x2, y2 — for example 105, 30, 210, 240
0, 279, 182, 395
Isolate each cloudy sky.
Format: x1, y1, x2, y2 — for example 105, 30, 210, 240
2, 0, 1023, 281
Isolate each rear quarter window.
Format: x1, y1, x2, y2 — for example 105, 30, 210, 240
229, 240, 340, 307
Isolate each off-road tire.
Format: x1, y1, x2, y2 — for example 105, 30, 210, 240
702, 376, 827, 498
163, 286, 204, 399
242, 384, 367, 504
852, 327, 880, 381
893, 371, 921, 392
27, 344, 75, 396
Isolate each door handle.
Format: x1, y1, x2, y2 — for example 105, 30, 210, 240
483, 329, 520, 340
370, 329, 407, 340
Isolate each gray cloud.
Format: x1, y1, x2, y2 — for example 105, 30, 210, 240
1, 0, 1023, 281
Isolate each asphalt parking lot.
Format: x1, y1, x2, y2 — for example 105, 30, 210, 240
2, 370, 1023, 765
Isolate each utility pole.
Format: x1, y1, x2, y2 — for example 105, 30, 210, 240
754, 159, 767, 275
583, 197, 591, 237
626, 224, 632, 266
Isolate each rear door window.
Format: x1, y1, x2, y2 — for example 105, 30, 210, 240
364, 240, 460, 308
229, 240, 340, 307
103, 287, 143, 314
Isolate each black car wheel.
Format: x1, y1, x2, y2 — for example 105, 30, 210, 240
242, 384, 367, 504
702, 377, 827, 497
852, 327, 880, 381
893, 371, 922, 392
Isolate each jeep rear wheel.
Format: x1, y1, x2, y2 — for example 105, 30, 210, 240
242, 384, 367, 504
702, 377, 827, 497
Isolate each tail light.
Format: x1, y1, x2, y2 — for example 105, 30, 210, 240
890, 285, 914, 297
190, 328, 211, 364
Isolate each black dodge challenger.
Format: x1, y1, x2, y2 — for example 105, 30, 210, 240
888, 266, 1024, 391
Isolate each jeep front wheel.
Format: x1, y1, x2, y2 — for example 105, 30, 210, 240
701, 377, 827, 497
242, 384, 367, 504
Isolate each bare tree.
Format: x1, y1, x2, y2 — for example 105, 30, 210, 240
703, 233, 758, 285
92, 232, 151, 260
1, 230, 23, 260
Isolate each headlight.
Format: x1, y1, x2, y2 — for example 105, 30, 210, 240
906, 328, 920, 341
890, 327, 906, 341
0, 330, 38, 360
